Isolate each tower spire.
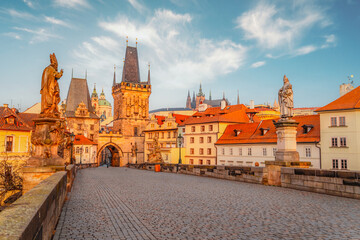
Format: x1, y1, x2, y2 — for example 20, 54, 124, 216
237, 90, 240, 105
147, 63, 151, 85
223, 91, 225, 100
113, 64, 116, 86
209, 90, 212, 101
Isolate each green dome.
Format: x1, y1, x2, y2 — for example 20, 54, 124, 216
98, 99, 111, 106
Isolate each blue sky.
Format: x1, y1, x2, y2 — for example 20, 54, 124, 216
0, 0, 359, 111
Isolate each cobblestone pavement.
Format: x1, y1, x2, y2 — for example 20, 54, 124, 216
54, 167, 360, 240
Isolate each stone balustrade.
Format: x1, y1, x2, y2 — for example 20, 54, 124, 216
128, 163, 360, 199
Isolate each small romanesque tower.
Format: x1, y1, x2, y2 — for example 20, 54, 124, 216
186, 90, 191, 109
112, 46, 151, 137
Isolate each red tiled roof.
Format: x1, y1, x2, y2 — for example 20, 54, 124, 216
184, 104, 259, 125
172, 114, 190, 126
73, 135, 96, 145
316, 86, 360, 112
0, 107, 38, 131
155, 115, 165, 125
216, 115, 320, 145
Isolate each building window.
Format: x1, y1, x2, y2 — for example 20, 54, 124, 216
305, 147, 311, 157
206, 160, 211, 165
201, 126, 205, 132
331, 138, 338, 147
76, 147, 80, 154
331, 117, 337, 126
173, 131, 176, 138
90, 124, 94, 130
339, 117, 346, 126
222, 148, 225, 155
332, 159, 338, 169
85, 147, 89, 153
263, 148, 267, 156
134, 127, 138, 136
167, 122, 171, 127
230, 148, 233, 155
78, 124, 82, 130
90, 134, 94, 140
149, 133, 153, 139
199, 159, 203, 165
6, 136, 13, 152
190, 148, 194, 154
273, 148, 277, 156
191, 126, 195, 132
209, 125, 213, 131
190, 137, 194, 143
155, 132, 159, 138
161, 132, 165, 139
207, 136, 211, 143
207, 148, 211, 155
182, 128, 185, 133
248, 148, 252, 156
151, 124, 155, 128
190, 159, 194, 164
199, 148, 204, 155
340, 137, 347, 147
239, 148, 242, 156
341, 159, 347, 169
199, 137, 204, 143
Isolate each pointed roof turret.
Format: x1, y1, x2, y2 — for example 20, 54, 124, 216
209, 90, 212, 100
121, 46, 141, 83
197, 83, 205, 97
147, 63, 151, 85
91, 83, 98, 98
113, 65, 116, 86
237, 90, 240, 105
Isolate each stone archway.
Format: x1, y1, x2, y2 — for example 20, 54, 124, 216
97, 143, 123, 167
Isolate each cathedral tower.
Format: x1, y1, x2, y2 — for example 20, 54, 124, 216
112, 46, 151, 137
186, 90, 191, 109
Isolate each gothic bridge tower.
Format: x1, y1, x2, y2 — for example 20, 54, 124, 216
112, 46, 151, 137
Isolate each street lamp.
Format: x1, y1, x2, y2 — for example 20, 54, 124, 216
177, 133, 184, 172
70, 132, 75, 164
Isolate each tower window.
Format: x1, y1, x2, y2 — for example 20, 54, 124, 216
134, 127, 138, 136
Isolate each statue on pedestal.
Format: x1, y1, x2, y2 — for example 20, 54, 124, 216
40, 53, 63, 118
148, 136, 163, 163
278, 75, 293, 119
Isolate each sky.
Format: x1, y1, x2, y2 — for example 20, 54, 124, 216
0, 0, 359, 112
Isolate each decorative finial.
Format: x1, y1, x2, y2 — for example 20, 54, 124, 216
237, 90, 240, 105
123, 58, 125, 63
148, 62, 150, 70
136, 37, 138, 48
126, 36, 128, 46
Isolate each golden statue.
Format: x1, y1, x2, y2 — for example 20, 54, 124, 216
40, 53, 63, 118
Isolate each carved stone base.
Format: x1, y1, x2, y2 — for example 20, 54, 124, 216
27, 156, 65, 167
22, 166, 66, 193
275, 150, 299, 162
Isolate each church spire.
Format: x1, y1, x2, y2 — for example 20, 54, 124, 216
122, 45, 141, 83
209, 90, 212, 101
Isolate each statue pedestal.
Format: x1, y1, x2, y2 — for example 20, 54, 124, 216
23, 117, 67, 192
265, 118, 310, 186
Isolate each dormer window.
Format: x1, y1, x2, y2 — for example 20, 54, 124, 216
302, 124, 314, 134
260, 128, 270, 136
6, 117, 15, 124
234, 129, 241, 136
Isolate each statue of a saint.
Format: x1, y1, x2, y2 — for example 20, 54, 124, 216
131, 142, 137, 157
40, 53, 63, 118
278, 75, 294, 118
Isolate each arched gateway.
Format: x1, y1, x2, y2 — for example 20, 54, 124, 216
97, 142, 123, 167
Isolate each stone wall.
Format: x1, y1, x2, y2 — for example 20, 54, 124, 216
281, 168, 360, 199
0, 171, 67, 239
128, 163, 267, 185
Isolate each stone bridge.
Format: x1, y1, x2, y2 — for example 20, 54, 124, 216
53, 167, 360, 239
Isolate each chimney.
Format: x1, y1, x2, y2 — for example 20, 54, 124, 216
250, 100, 254, 109
3, 104, 8, 108
220, 99, 227, 110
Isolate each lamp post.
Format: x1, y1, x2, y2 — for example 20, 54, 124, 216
80, 145, 83, 168
70, 132, 75, 164
177, 133, 184, 172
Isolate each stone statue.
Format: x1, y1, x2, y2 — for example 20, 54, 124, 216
148, 136, 163, 163
131, 142, 137, 157
278, 75, 293, 118
40, 53, 63, 118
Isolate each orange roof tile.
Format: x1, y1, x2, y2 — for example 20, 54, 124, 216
172, 113, 190, 126
73, 135, 96, 145
216, 115, 319, 145
0, 107, 38, 131
155, 115, 165, 125
316, 86, 360, 112
184, 104, 259, 125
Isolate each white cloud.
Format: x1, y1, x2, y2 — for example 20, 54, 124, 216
44, 16, 71, 27
251, 61, 266, 68
293, 45, 317, 56
321, 34, 336, 48
72, 9, 246, 108
23, 0, 34, 8
53, 0, 89, 9
14, 27, 60, 44
3, 32, 22, 40
127, 0, 145, 13
7, 9, 35, 20
236, 2, 328, 49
